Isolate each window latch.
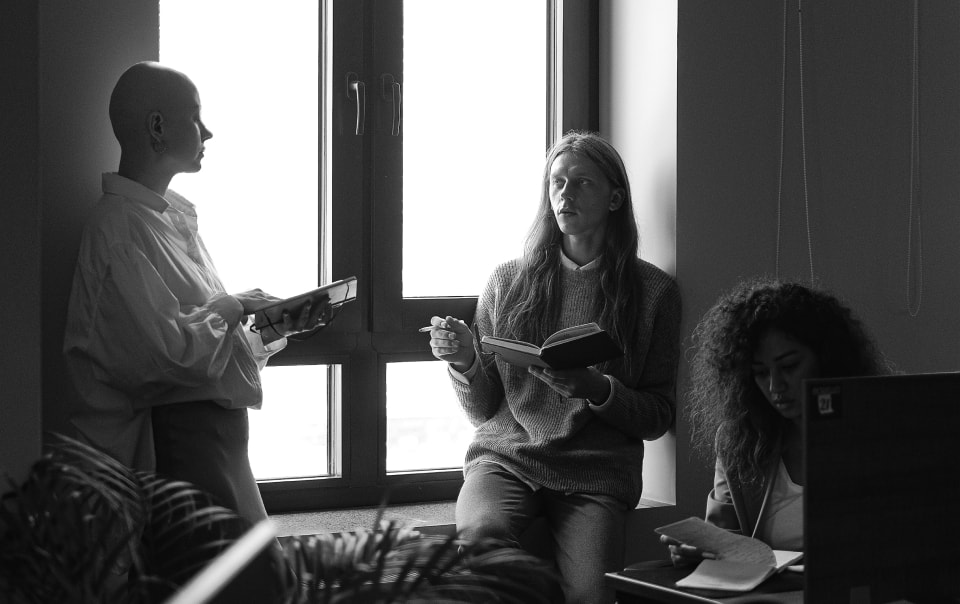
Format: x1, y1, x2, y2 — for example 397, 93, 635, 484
381, 73, 402, 137
346, 72, 365, 136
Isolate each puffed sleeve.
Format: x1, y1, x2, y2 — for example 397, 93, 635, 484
82, 241, 236, 399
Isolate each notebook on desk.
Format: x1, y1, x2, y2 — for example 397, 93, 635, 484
611, 560, 803, 603
803, 372, 960, 603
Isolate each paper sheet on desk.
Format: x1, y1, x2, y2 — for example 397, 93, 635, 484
675, 559, 776, 592
655, 517, 776, 566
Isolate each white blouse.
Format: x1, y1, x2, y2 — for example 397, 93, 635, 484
64, 173, 284, 470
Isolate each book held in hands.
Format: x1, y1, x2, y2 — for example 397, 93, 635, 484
479, 322, 623, 370
252, 276, 357, 342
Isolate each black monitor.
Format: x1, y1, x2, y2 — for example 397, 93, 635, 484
803, 372, 960, 603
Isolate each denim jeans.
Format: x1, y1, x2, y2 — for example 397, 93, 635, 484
456, 463, 628, 604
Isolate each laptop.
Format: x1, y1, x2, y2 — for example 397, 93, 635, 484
803, 372, 960, 603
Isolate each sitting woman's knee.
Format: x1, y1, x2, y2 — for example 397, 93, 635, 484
457, 509, 515, 542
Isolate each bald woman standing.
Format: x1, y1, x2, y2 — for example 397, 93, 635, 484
64, 62, 318, 523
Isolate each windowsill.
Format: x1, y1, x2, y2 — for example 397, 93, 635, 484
271, 497, 671, 538
636, 497, 673, 509
271, 500, 457, 538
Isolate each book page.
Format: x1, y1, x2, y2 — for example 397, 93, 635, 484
675, 560, 775, 592
772, 550, 803, 570
542, 322, 601, 347
479, 337, 551, 369
480, 337, 541, 355
655, 517, 776, 566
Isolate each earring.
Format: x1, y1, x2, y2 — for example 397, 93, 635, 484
152, 140, 167, 154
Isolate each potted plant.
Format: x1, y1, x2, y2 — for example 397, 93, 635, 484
0, 435, 262, 603
0, 436, 561, 603
280, 517, 562, 603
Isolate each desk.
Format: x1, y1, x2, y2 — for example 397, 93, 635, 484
606, 561, 803, 604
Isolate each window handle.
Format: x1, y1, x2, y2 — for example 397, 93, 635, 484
381, 73, 402, 137
347, 72, 365, 136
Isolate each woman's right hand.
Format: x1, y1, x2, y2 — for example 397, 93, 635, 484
425, 315, 475, 372
659, 535, 713, 567
208, 293, 245, 329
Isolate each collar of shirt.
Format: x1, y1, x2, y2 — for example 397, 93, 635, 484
559, 249, 601, 271
102, 173, 170, 213
102, 173, 205, 265
101, 173, 198, 219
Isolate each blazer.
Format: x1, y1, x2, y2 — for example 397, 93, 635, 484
704, 452, 781, 539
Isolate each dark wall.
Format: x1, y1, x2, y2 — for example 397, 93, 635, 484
661, 0, 960, 560
0, 1, 158, 480
678, 0, 960, 371
38, 1, 160, 441
0, 1, 41, 481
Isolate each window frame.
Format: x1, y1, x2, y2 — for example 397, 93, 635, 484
259, 0, 599, 514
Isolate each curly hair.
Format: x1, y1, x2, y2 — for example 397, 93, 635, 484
686, 278, 890, 485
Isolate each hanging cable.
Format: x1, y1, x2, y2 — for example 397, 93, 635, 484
775, 0, 788, 280
906, 0, 923, 317
775, 0, 815, 284
798, 0, 815, 284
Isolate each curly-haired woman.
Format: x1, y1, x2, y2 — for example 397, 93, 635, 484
665, 279, 889, 564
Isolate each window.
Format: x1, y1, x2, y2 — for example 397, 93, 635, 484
161, 0, 595, 511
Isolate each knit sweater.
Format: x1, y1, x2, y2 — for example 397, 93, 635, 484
451, 257, 681, 506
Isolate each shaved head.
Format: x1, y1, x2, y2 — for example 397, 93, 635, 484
109, 61, 197, 148
109, 62, 212, 194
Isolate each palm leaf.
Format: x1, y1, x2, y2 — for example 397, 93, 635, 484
0, 433, 254, 604
279, 517, 562, 604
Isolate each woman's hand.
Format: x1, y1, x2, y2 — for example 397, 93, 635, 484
527, 366, 611, 402
232, 289, 282, 314
208, 294, 245, 329
425, 315, 475, 372
235, 289, 327, 337
659, 535, 715, 567
277, 298, 328, 336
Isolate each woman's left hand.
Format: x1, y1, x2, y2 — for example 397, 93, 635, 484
528, 366, 611, 402
278, 298, 329, 335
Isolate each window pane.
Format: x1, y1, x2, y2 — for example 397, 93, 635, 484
402, 1, 546, 297
386, 361, 474, 473
160, 3, 325, 481
159, 1, 320, 297
248, 365, 331, 480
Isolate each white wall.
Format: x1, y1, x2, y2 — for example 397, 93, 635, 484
601, 0, 679, 507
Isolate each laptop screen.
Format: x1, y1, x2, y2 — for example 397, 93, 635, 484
803, 372, 960, 603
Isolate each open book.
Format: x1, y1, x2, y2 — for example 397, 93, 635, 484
655, 517, 803, 592
479, 322, 622, 370
252, 276, 357, 340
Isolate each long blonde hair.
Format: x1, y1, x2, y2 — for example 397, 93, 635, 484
498, 131, 643, 375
